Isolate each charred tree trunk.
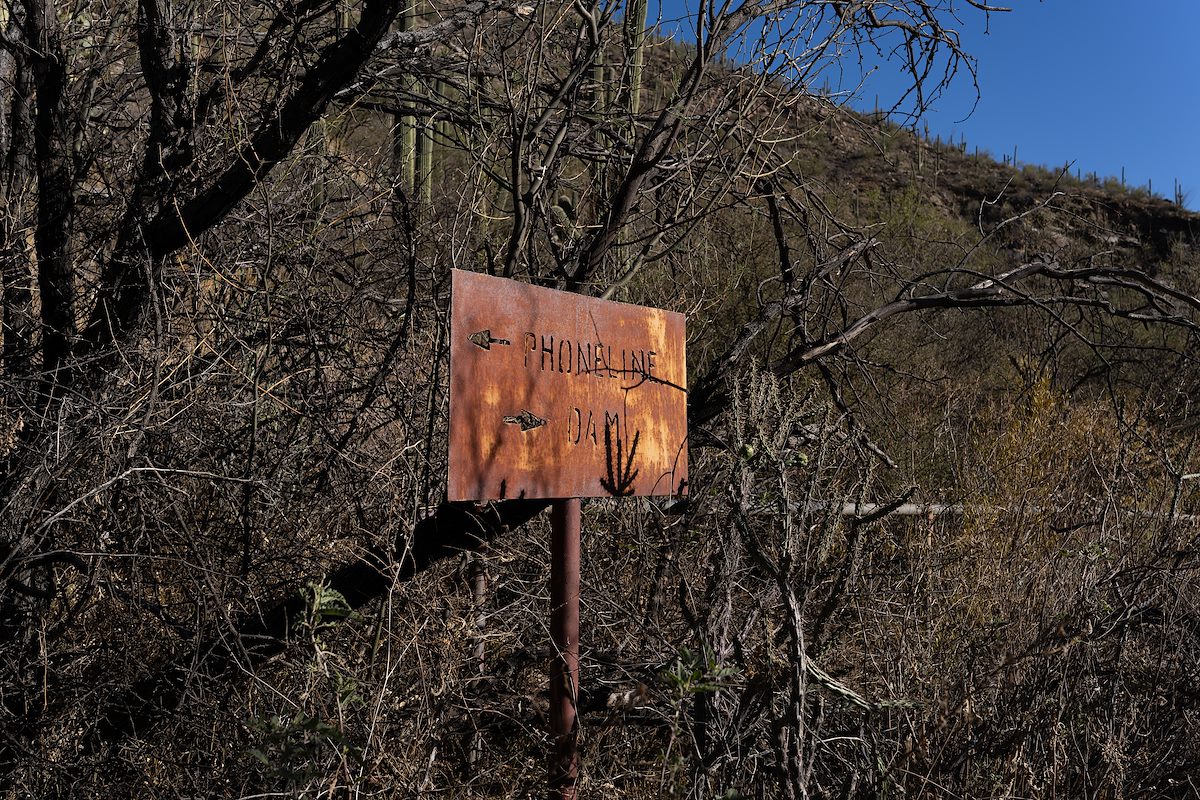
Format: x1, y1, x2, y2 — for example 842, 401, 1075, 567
0, 5, 36, 376
27, 0, 75, 391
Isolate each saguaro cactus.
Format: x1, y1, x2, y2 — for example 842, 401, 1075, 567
414, 78, 447, 208
416, 113, 433, 206
392, 1, 417, 195
623, 0, 648, 118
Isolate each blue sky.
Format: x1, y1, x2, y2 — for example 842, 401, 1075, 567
842, 1, 1199, 209
658, 1, 1199, 210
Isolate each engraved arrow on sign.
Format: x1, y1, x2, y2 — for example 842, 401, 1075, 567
468, 329, 511, 350
502, 409, 546, 432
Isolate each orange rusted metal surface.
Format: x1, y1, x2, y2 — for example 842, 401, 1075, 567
448, 269, 688, 501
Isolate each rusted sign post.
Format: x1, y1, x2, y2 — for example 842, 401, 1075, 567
548, 496, 581, 796
448, 269, 687, 798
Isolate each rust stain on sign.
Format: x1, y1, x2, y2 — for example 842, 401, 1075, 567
448, 269, 688, 501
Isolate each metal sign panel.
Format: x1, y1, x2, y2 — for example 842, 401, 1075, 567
448, 269, 687, 501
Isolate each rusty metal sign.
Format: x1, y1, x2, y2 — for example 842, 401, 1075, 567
448, 269, 687, 501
